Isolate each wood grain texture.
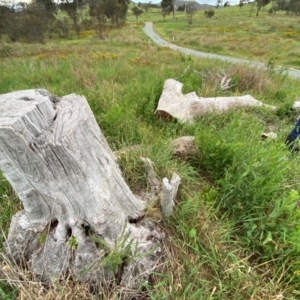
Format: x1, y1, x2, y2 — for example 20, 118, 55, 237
161, 173, 181, 217
0, 89, 162, 289
155, 79, 276, 122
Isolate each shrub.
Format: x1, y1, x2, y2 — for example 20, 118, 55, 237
204, 9, 215, 18
177, 5, 185, 11
0, 44, 12, 58
226, 64, 271, 93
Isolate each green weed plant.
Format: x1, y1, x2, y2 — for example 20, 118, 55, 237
194, 112, 300, 290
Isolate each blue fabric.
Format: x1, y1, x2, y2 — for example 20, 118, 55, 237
289, 118, 300, 138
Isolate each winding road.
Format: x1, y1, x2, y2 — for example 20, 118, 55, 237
143, 22, 300, 79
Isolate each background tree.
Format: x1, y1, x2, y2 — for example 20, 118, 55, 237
142, 2, 153, 12
161, 0, 173, 13
0, 6, 15, 37
5, 0, 56, 42
276, 0, 287, 11
285, 0, 300, 15
89, 0, 107, 37
186, 2, 196, 25
59, 0, 83, 37
161, 6, 170, 20
21, 2, 51, 42
256, 0, 271, 16
216, 0, 223, 8
35, 0, 57, 17
50, 18, 70, 38
101, 0, 130, 27
268, 0, 279, 14
171, 0, 177, 19
204, 9, 215, 17
177, 4, 186, 11
132, 6, 143, 22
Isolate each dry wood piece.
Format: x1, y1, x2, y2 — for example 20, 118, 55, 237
160, 173, 181, 217
0, 89, 163, 291
218, 71, 236, 91
141, 157, 161, 197
155, 79, 276, 122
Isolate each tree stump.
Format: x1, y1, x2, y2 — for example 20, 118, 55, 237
0, 89, 163, 291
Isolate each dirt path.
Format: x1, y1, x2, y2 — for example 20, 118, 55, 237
143, 22, 300, 79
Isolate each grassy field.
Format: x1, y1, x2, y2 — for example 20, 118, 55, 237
1, 9, 300, 299
127, 3, 300, 69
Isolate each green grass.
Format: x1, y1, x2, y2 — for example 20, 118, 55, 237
144, 4, 300, 69
1, 20, 300, 299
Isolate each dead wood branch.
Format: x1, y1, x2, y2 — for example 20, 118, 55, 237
155, 79, 276, 122
160, 173, 181, 217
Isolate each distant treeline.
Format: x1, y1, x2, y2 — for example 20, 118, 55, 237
0, 0, 131, 43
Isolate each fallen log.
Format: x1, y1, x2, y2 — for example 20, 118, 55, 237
155, 79, 276, 122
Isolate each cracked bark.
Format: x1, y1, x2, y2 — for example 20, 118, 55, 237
155, 79, 276, 122
0, 89, 163, 292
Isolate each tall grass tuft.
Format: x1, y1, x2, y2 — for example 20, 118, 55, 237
194, 111, 300, 290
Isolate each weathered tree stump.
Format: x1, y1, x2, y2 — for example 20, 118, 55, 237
0, 89, 163, 291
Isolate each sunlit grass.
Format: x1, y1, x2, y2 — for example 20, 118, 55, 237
151, 4, 300, 69
1, 22, 300, 299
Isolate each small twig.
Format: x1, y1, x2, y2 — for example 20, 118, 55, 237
218, 71, 236, 91
193, 69, 207, 78
179, 65, 190, 78
141, 157, 161, 197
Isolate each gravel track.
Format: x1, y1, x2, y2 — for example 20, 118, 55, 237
143, 22, 300, 79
